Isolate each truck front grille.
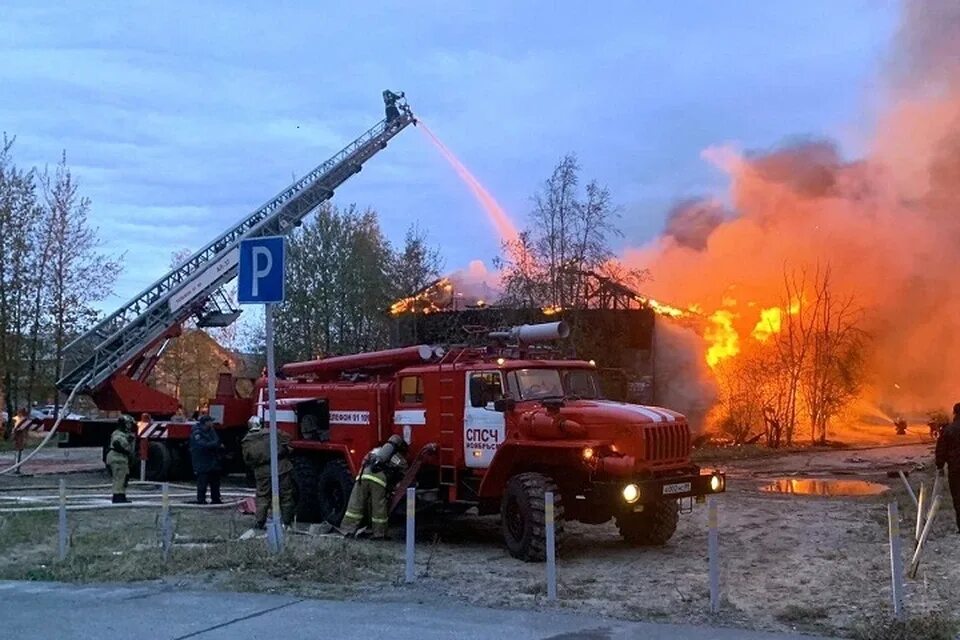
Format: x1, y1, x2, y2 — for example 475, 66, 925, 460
643, 422, 689, 463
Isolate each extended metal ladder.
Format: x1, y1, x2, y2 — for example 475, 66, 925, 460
58, 96, 416, 395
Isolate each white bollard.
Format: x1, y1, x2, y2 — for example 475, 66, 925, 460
545, 491, 557, 601
708, 497, 719, 613
58, 478, 68, 561
898, 471, 917, 509
915, 482, 927, 542
405, 487, 416, 583
161, 482, 172, 561
887, 502, 905, 620
908, 494, 942, 579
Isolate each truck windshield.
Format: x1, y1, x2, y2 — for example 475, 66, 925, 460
510, 368, 603, 400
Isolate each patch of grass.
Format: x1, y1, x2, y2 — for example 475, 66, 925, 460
852, 613, 959, 640
775, 604, 829, 625
0, 508, 397, 587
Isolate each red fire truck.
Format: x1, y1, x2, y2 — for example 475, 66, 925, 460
224, 321, 725, 561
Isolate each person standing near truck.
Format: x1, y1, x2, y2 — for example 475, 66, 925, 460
241, 416, 296, 529
106, 415, 136, 503
935, 402, 960, 534
341, 434, 408, 539
190, 415, 223, 505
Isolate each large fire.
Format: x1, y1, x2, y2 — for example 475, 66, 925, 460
626, 0, 960, 438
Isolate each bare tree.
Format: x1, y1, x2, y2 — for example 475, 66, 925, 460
42, 153, 122, 411
499, 154, 621, 309
802, 266, 867, 444
0, 135, 40, 417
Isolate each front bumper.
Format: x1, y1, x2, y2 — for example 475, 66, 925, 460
597, 471, 726, 506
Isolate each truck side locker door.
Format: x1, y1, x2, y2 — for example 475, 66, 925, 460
463, 371, 506, 469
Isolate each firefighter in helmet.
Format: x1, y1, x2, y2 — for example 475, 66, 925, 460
106, 415, 136, 504
935, 402, 960, 533
383, 90, 404, 122
341, 434, 408, 539
241, 416, 296, 529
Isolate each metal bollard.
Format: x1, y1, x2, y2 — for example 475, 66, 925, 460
898, 471, 918, 509
908, 494, 942, 579
545, 491, 557, 600
405, 487, 416, 583
708, 497, 719, 613
887, 502, 905, 619
58, 478, 68, 561
161, 482, 173, 561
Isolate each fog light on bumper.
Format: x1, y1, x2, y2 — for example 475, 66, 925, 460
622, 483, 640, 504
709, 473, 724, 492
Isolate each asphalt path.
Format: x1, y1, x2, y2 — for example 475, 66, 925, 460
1, 581, 837, 640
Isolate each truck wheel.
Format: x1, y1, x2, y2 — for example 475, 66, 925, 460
500, 472, 564, 562
616, 500, 679, 546
292, 456, 323, 523
318, 459, 353, 525
144, 442, 172, 481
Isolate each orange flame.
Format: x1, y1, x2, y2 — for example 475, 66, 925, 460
705, 309, 739, 368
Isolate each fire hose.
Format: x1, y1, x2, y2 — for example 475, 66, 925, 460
0, 375, 88, 476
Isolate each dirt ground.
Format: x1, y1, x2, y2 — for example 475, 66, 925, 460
0, 442, 956, 638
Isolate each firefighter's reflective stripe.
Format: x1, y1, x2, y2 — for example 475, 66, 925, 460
371, 517, 388, 524
360, 474, 387, 488
344, 509, 363, 520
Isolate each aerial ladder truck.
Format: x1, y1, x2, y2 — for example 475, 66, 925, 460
22, 92, 416, 480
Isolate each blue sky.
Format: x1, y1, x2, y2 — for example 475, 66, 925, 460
0, 1, 899, 305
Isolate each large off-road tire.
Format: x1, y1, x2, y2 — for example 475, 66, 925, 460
317, 459, 354, 525
616, 500, 679, 546
144, 442, 172, 481
500, 472, 564, 562
292, 456, 323, 523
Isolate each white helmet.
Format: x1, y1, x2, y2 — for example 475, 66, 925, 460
247, 416, 263, 431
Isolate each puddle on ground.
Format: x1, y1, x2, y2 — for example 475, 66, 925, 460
760, 478, 889, 497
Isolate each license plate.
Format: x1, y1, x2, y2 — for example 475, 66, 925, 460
662, 482, 691, 495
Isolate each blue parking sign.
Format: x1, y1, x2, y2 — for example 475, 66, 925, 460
238, 236, 286, 304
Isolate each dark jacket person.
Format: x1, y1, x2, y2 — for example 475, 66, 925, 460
190, 416, 222, 505
934, 402, 960, 534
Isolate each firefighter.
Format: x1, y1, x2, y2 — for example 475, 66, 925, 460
935, 402, 960, 534
341, 434, 408, 539
190, 415, 223, 505
136, 412, 152, 436
383, 90, 404, 122
11, 408, 29, 474
241, 416, 296, 529
106, 415, 136, 503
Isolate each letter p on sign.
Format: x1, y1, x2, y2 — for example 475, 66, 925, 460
239, 236, 285, 304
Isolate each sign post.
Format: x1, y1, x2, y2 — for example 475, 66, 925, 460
238, 236, 286, 553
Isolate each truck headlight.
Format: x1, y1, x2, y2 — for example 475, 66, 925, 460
622, 483, 640, 504
710, 474, 723, 492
